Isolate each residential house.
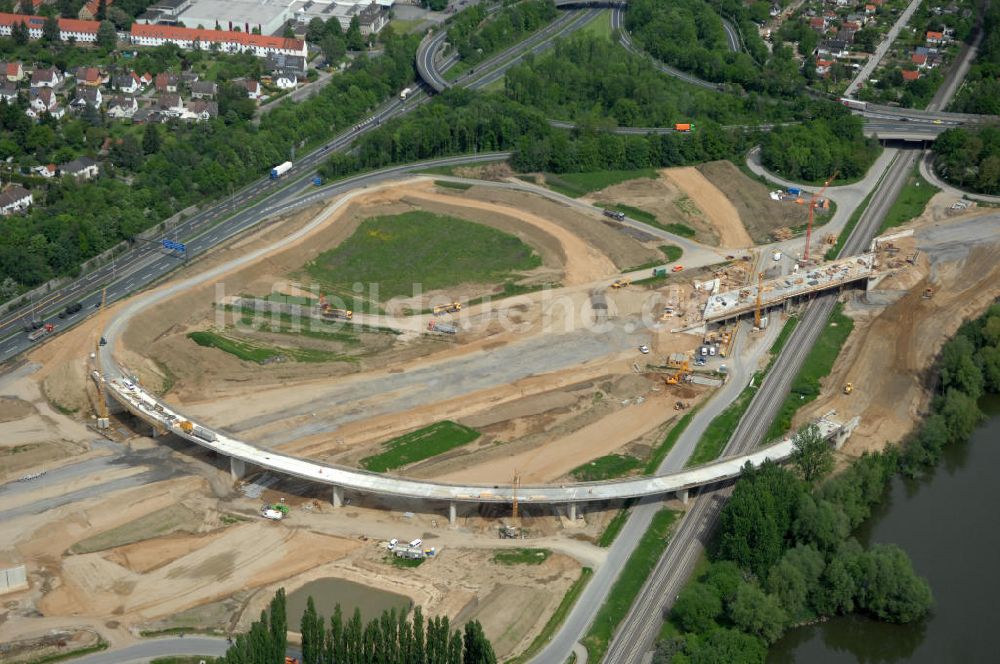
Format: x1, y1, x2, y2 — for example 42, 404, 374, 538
106, 95, 138, 118
911, 53, 927, 68
31, 163, 56, 178
809, 17, 826, 32
901, 69, 921, 82
243, 79, 261, 100
274, 73, 297, 90
128, 23, 307, 58
815, 59, 834, 76
926, 31, 944, 45
840, 29, 856, 43
190, 81, 216, 99
112, 72, 141, 94
817, 40, 850, 58
157, 93, 184, 116
130, 107, 161, 124
139, 72, 153, 87
27, 87, 63, 118
266, 53, 306, 76
75, 66, 103, 87
357, 3, 389, 36
186, 99, 217, 121
2, 61, 23, 82
59, 156, 100, 180
0, 185, 32, 216
154, 72, 178, 93
842, 20, 862, 32
0, 81, 17, 102
78, 0, 113, 20
30, 67, 60, 88
72, 86, 102, 109
179, 71, 199, 87
865, 4, 876, 15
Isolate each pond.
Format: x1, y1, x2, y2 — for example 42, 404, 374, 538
286, 577, 412, 629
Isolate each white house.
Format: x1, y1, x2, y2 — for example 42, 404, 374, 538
107, 95, 138, 118
27, 87, 63, 119
59, 157, 100, 180
0, 185, 33, 216
274, 74, 297, 90
112, 72, 142, 94
29, 67, 60, 88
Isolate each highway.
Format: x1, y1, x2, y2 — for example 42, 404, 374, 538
599, 10, 985, 662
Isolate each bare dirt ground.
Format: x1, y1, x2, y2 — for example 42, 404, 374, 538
697, 160, 815, 243
663, 167, 753, 249
794, 201, 1000, 456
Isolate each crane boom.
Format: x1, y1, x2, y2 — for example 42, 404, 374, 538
804, 171, 838, 263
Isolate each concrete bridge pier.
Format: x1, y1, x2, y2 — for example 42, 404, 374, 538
449, 502, 457, 526
332, 485, 344, 508
567, 503, 578, 521
676, 489, 689, 504
230, 458, 247, 481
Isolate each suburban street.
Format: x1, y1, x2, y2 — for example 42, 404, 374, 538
844, 0, 925, 97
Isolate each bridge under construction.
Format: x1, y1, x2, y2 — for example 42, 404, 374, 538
703, 253, 877, 324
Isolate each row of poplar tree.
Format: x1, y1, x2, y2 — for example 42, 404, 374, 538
221, 589, 497, 664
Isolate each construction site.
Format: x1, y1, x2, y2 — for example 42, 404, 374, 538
3, 161, 1000, 663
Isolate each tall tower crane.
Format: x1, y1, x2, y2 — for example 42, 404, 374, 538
803, 171, 838, 264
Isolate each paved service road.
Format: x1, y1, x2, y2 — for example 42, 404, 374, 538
69, 637, 229, 664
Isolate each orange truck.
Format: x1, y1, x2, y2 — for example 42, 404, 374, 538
674, 123, 694, 132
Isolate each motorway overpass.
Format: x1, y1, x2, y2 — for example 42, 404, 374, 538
101, 370, 856, 521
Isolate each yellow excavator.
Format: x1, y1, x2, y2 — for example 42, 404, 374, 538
843, 382, 854, 395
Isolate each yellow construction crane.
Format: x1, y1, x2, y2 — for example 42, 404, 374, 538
804, 171, 838, 263
754, 272, 764, 328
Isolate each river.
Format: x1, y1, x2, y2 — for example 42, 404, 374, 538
769, 396, 1000, 663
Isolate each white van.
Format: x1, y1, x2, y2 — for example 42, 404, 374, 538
709, 346, 717, 357
388, 538, 398, 550
409, 538, 422, 548
700, 347, 708, 356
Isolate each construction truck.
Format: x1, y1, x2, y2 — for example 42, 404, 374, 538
27, 323, 54, 341
603, 209, 626, 221
192, 426, 217, 443
270, 161, 292, 179
433, 302, 462, 316
321, 306, 353, 320
610, 277, 631, 289
674, 123, 694, 132
428, 321, 457, 334
843, 383, 854, 395
178, 420, 194, 434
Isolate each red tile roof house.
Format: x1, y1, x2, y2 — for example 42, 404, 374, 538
901, 69, 921, 82
926, 31, 945, 45
911, 53, 928, 68
2, 61, 23, 82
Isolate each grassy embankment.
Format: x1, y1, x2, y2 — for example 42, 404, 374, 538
765, 303, 854, 440
582, 509, 680, 661
879, 166, 939, 232
493, 548, 551, 565
541, 169, 658, 198
305, 211, 541, 302
187, 330, 354, 364
684, 316, 799, 466
360, 421, 481, 472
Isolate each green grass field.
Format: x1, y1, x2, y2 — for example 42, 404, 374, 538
581, 10, 612, 39
434, 180, 472, 190
766, 304, 854, 440
583, 509, 679, 661
187, 330, 354, 364
544, 169, 658, 198
645, 407, 699, 473
598, 500, 635, 547
305, 211, 541, 301
570, 454, 643, 481
880, 166, 939, 232
493, 548, 551, 565
360, 421, 481, 472
507, 568, 593, 664
596, 201, 697, 238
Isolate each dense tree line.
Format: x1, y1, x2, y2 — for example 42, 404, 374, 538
319, 88, 755, 180
626, 0, 802, 97
933, 125, 1000, 194
447, 0, 557, 65
951, 3, 1000, 114
298, 596, 496, 664
223, 590, 496, 664
0, 33, 419, 291
503, 35, 826, 128
657, 303, 1000, 662
759, 107, 880, 182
